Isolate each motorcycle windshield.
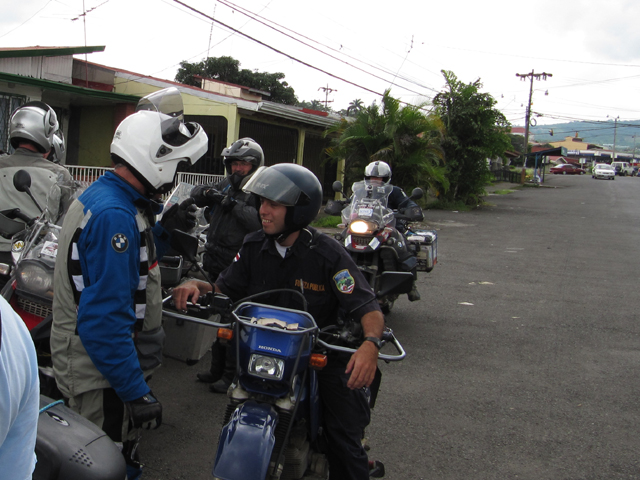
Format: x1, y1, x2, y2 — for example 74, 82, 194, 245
341, 180, 395, 227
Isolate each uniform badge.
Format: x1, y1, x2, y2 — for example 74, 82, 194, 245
333, 269, 355, 294
111, 233, 129, 253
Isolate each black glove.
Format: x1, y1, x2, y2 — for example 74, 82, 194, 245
205, 188, 225, 205
161, 198, 198, 232
125, 391, 162, 430
221, 195, 237, 213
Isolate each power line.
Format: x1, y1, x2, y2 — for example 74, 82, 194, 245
172, 0, 391, 100
211, 0, 437, 97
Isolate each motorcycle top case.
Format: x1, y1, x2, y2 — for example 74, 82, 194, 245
34, 396, 126, 480
406, 229, 437, 272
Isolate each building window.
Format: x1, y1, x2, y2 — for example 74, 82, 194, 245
0, 93, 26, 154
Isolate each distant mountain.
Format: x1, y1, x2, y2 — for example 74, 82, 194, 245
518, 120, 640, 152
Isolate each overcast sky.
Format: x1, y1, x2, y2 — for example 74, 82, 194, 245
3, 0, 640, 135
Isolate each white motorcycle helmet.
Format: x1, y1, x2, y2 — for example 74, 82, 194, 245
110, 87, 208, 195
9, 101, 59, 154
364, 161, 392, 184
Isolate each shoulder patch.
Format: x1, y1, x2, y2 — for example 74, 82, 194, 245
333, 269, 355, 294
111, 233, 129, 253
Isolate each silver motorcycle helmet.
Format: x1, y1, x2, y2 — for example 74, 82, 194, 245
47, 129, 66, 164
110, 87, 209, 195
364, 161, 392, 184
9, 101, 59, 154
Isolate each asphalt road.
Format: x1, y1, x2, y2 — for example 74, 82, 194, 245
142, 173, 640, 480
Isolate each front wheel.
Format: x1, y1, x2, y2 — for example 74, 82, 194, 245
381, 299, 395, 315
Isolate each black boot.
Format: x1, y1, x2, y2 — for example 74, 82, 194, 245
210, 344, 235, 394
196, 339, 225, 383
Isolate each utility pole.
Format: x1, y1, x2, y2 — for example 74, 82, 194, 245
318, 84, 337, 109
516, 70, 552, 171
612, 116, 620, 161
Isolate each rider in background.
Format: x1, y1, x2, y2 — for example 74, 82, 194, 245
0, 102, 73, 268
364, 161, 423, 301
190, 138, 263, 393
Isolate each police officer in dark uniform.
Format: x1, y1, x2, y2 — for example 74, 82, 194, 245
173, 163, 384, 480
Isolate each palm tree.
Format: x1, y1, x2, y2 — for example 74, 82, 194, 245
325, 90, 447, 195
346, 99, 364, 116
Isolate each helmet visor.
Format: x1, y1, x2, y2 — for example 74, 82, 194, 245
136, 87, 184, 120
243, 166, 303, 206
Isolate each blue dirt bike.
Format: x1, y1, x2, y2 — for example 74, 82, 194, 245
163, 234, 405, 480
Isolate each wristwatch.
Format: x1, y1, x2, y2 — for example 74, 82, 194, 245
364, 336, 382, 349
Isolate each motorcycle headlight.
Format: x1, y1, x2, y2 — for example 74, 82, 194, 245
248, 354, 284, 381
16, 260, 54, 300
349, 220, 375, 234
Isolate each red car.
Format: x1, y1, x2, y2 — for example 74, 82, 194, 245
550, 164, 586, 175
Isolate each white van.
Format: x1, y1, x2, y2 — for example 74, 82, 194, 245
611, 161, 634, 176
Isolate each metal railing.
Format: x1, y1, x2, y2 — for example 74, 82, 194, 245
493, 168, 522, 184
65, 166, 224, 191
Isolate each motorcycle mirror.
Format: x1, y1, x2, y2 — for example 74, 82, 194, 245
169, 229, 216, 288
13, 170, 44, 213
376, 271, 414, 297
332, 181, 343, 193
410, 187, 424, 200
169, 230, 199, 263
13, 170, 32, 193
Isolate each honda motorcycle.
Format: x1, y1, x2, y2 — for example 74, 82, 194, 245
325, 180, 437, 313
163, 231, 405, 480
0, 170, 126, 479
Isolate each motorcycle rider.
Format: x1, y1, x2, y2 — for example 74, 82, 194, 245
173, 163, 385, 480
190, 138, 263, 392
363, 160, 423, 301
50, 87, 207, 480
0, 295, 39, 479
0, 102, 73, 271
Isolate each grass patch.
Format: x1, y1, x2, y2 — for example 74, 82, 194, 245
493, 189, 514, 195
311, 215, 342, 228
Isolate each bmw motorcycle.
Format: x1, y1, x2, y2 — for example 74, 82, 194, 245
325, 180, 437, 313
163, 231, 405, 480
0, 170, 126, 480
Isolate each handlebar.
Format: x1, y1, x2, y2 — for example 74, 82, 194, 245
316, 331, 406, 362
161, 295, 232, 328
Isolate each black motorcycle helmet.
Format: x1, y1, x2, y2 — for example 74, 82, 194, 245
243, 163, 322, 236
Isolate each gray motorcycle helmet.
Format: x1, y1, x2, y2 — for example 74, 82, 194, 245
9, 101, 59, 154
222, 138, 264, 175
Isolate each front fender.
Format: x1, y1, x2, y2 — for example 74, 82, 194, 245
213, 400, 278, 480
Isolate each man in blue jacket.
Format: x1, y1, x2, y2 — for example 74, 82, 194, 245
50, 88, 208, 480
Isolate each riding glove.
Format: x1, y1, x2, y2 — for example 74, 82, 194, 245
125, 391, 162, 430
161, 198, 198, 232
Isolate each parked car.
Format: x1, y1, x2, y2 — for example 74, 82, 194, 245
550, 164, 586, 175
611, 161, 634, 176
592, 164, 615, 180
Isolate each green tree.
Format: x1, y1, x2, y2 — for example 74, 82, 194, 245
175, 56, 297, 105
432, 70, 511, 205
346, 99, 364, 116
325, 90, 446, 195
297, 100, 330, 112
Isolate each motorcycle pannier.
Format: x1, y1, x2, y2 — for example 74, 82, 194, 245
406, 230, 437, 272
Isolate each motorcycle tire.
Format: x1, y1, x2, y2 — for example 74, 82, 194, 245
381, 300, 394, 314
